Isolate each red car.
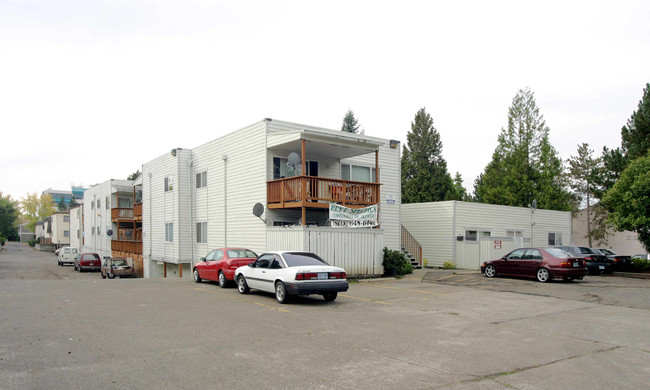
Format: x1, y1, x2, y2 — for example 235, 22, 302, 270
73, 253, 101, 272
481, 247, 587, 282
193, 248, 258, 288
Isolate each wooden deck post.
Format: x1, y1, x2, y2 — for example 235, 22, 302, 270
301, 139, 306, 226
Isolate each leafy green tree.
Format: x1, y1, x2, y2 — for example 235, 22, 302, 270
127, 170, 141, 181
621, 83, 650, 162
57, 199, 68, 211
474, 88, 570, 210
401, 108, 454, 203
568, 143, 602, 246
0, 192, 20, 241
604, 155, 650, 251
21, 193, 55, 232
341, 109, 361, 134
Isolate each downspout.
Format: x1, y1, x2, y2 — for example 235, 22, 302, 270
223, 154, 228, 246
188, 160, 194, 271
177, 152, 182, 271
148, 172, 152, 278
452, 201, 457, 266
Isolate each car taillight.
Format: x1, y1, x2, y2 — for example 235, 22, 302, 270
329, 272, 346, 279
295, 272, 318, 280
584, 256, 593, 261
559, 261, 571, 268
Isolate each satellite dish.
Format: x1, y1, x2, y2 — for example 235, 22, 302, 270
106, 229, 113, 237
287, 152, 302, 175
253, 203, 264, 218
288, 152, 301, 166
531, 199, 537, 209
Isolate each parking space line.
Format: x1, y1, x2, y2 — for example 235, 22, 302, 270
359, 283, 451, 296
453, 277, 476, 283
436, 275, 458, 281
193, 287, 290, 313
339, 294, 392, 305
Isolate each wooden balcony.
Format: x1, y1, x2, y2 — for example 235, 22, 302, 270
267, 176, 380, 209
111, 239, 143, 255
111, 208, 133, 221
133, 203, 142, 220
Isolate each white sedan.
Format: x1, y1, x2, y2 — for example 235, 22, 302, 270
235, 251, 349, 303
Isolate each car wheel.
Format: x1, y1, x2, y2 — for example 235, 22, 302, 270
323, 292, 338, 302
101, 272, 106, 279
237, 275, 250, 294
108, 272, 115, 279
193, 268, 202, 283
218, 271, 228, 288
536, 268, 550, 283
73, 264, 77, 271
79, 265, 83, 272
275, 281, 289, 304
58, 260, 61, 266
484, 264, 497, 278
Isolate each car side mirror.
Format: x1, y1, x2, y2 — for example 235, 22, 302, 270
200, 257, 206, 262
248, 263, 254, 267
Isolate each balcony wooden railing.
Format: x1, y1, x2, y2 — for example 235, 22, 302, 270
133, 203, 142, 220
111, 208, 133, 220
111, 239, 143, 254
267, 176, 380, 209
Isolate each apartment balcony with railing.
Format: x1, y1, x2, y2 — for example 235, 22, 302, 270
267, 176, 380, 209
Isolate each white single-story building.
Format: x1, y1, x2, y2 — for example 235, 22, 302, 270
402, 201, 572, 270
141, 118, 402, 278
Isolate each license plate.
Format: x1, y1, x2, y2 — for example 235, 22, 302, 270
317, 272, 328, 280
573, 262, 580, 267
599, 265, 605, 270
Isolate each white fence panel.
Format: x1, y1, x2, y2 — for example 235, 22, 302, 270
267, 227, 384, 276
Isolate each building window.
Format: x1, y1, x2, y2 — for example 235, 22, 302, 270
341, 164, 376, 182
506, 230, 523, 238
97, 199, 101, 209
273, 157, 318, 179
196, 222, 207, 243
165, 223, 174, 242
465, 230, 491, 242
106, 196, 110, 209
91, 227, 95, 235
196, 171, 207, 188
64, 215, 70, 223
91, 201, 94, 210
548, 232, 562, 246
165, 176, 174, 192
64, 230, 69, 238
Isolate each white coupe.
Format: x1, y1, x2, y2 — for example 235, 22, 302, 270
235, 251, 349, 303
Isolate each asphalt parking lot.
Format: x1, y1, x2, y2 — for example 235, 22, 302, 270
1, 242, 649, 389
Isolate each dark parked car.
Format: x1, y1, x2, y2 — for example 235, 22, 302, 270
556, 246, 612, 275
101, 257, 135, 279
73, 253, 101, 272
481, 247, 587, 283
593, 248, 632, 271
193, 248, 258, 287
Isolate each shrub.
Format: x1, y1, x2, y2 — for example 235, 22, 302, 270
443, 261, 456, 270
0, 235, 5, 246
382, 247, 413, 276
423, 258, 428, 267
632, 258, 650, 272
28, 239, 38, 247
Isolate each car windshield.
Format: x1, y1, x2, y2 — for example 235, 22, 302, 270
227, 249, 257, 258
577, 247, 595, 254
599, 249, 615, 255
283, 252, 329, 267
113, 259, 127, 266
544, 248, 572, 258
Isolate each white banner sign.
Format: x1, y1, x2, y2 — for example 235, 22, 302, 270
329, 203, 378, 228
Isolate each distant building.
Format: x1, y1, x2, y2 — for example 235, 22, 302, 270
42, 186, 87, 207
18, 223, 35, 242
572, 209, 645, 255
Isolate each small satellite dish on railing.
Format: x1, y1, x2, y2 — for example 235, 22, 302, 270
253, 203, 266, 223
106, 229, 113, 237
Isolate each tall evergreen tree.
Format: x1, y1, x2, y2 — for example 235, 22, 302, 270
0, 192, 20, 241
474, 87, 570, 210
401, 108, 454, 203
341, 110, 360, 133
621, 83, 650, 162
568, 143, 602, 246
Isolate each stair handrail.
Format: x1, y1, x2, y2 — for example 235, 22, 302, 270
401, 225, 422, 266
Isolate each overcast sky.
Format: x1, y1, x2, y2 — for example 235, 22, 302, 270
1, 0, 649, 202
